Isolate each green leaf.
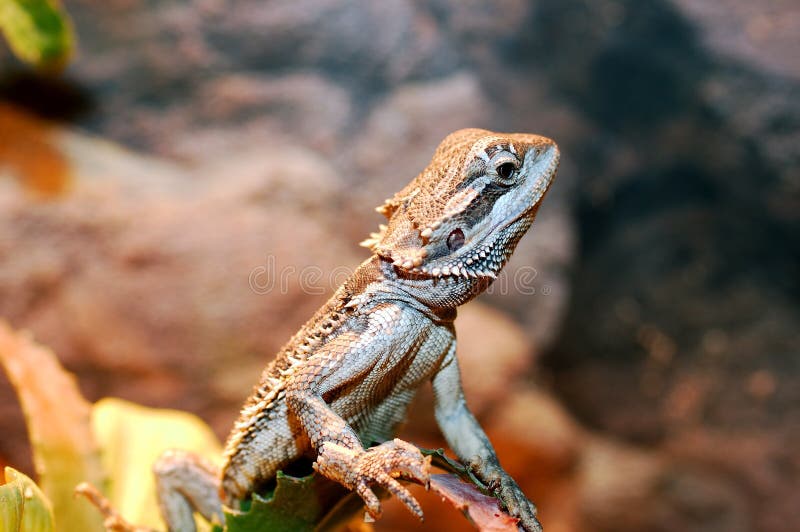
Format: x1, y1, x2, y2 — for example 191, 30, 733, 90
225, 472, 354, 532
0, 467, 55, 532
0, 0, 75, 69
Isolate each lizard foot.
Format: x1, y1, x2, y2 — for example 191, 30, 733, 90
315, 438, 431, 521
469, 460, 542, 532
495, 475, 542, 532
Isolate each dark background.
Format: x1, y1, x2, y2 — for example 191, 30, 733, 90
1, 1, 798, 531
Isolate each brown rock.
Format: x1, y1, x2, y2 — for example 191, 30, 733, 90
456, 302, 535, 414
0, 107, 361, 465
578, 437, 752, 532
169, 73, 355, 159
487, 389, 583, 480
346, 73, 489, 206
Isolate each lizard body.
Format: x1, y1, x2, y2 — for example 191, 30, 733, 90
153, 129, 560, 531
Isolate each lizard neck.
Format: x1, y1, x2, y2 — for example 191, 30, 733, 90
343, 256, 490, 319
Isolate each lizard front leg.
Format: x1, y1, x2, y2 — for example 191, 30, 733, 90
432, 344, 542, 532
284, 305, 431, 520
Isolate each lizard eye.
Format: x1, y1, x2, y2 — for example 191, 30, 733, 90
447, 228, 465, 251
496, 162, 517, 183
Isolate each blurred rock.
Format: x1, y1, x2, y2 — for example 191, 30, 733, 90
456, 303, 534, 414
577, 438, 753, 532
206, 0, 459, 89
0, 105, 362, 460
347, 73, 489, 205
673, 0, 800, 80
664, 429, 800, 532
482, 202, 574, 349
159, 72, 354, 160
398, 382, 759, 532
487, 389, 583, 479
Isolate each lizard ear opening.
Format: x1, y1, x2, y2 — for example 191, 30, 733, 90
446, 228, 465, 251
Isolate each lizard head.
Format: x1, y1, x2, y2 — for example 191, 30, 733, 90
361, 128, 560, 281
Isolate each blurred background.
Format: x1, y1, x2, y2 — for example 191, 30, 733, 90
1, 1, 798, 531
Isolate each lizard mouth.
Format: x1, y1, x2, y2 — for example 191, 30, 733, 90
407, 167, 556, 281
390, 143, 559, 281
400, 217, 529, 281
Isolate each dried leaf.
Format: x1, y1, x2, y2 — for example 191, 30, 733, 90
429, 474, 519, 532
0, 320, 105, 531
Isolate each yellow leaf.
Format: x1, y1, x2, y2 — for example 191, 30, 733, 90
0, 321, 106, 531
92, 398, 223, 530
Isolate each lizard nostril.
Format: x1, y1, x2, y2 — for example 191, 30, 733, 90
447, 228, 465, 251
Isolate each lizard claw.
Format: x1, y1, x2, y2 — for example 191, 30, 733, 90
355, 439, 431, 520
315, 438, 431, 521
496, 478, 541, 532
495, 476, 542, 531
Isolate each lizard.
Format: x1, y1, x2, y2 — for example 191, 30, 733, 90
113, 128, 559, 532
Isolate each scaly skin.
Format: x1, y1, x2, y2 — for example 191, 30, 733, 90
153, 129, 560, 531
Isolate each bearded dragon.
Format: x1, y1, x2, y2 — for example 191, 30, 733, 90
110, 129, 559, 531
